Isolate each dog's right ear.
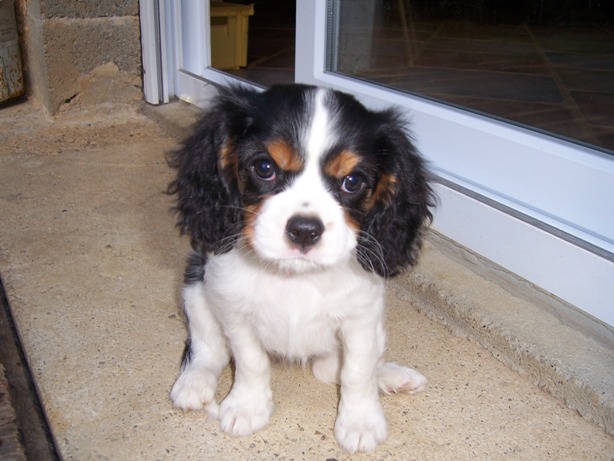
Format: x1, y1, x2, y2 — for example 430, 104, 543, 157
167, 86, 258, 254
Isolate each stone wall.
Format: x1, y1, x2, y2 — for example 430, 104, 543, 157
14, 0, 142, 114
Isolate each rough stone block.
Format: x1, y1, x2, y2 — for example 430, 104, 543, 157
42, 16, 142, 112
40, 0, 138, 19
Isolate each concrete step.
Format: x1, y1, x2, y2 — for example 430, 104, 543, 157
392, 234, 614, 437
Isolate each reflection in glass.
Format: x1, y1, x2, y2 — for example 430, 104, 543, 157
329, 0, 614, 153
210, 2, 255, 71
210, 1, 295, 86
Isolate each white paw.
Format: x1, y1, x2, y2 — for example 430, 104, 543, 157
170, 368, 219, 416
377, 362, 428, 395
219, 393, 273, 437
334, 400, 388, 453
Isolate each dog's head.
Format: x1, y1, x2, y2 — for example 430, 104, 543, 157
168, 84, 434, 277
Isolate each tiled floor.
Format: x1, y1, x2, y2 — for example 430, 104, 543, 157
224, 3, 295, 86
224, 3, 614, 154
360, 20, 614, 152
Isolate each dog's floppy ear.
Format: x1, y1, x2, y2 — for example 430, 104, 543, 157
167, 86, 258, 254
358, 110, 435, 277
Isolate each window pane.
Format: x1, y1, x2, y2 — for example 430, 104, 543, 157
209, 1, 295, 86
328, 0, 614, 154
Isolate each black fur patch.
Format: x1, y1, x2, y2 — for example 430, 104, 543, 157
180, 338, 192, 368
183, 251, 207, 285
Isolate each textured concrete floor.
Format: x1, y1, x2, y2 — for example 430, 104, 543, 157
0, 100, 613, 460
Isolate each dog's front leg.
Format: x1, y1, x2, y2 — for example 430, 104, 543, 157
335, 317, 387, 453
219, 323, 273, 437
170, 282, 230, 416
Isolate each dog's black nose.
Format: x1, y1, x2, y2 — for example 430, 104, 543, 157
286, 215, 324, 253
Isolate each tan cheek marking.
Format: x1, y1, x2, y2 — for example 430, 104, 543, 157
325, 150, 361, 179
242, 202, 264, 248
218, 141, 239, 188
218, 141, 235, 170
343, 210, 361, 233
267, 140, 303, 172
368, 174, 398, 209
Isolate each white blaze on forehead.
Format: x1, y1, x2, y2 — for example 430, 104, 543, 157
304, 88, 335, 171
250, 87, 358, 270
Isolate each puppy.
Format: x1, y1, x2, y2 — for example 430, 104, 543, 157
167, 84, 434, 453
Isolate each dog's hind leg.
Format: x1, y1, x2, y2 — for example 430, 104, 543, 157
312, 348, 343, 385
313, 346, 427, 395
170, 282, 230, 417
376, 362, 427, 395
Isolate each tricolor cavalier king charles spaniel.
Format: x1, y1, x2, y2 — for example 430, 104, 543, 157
167, 84, 434, 453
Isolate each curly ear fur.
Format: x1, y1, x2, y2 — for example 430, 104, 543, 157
167, 86, 258, 254
358, 110, 435, 278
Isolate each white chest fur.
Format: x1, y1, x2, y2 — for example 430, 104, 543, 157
202, 249, 385, 360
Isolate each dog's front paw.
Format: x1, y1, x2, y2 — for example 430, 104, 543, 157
334, 400, 387, 453
219, 393, 274, 437
170, 368, 219, 415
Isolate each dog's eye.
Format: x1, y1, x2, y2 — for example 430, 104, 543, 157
341, 174, 365, 194
252, 159, 276, 181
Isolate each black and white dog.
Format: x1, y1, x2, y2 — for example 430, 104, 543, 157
167, 84, 434, 452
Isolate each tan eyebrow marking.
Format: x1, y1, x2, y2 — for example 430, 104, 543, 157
325, 149, 361, 179
266, 139, 303, 171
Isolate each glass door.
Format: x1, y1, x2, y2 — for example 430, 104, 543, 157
329, 0, 614, 154
297, 0, 614, 327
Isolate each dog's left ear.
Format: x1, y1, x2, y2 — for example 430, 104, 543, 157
358, 110, 435, 277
